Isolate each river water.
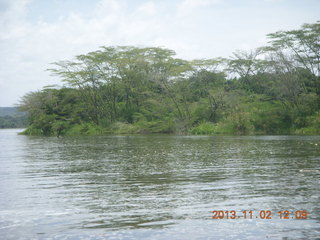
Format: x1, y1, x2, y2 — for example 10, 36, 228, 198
0, 129, 319, 239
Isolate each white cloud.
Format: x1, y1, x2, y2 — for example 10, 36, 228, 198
0, 0, 170, 106
0, 0, 30, 40
0, 0, 319, 106
93, 0, 125, 18
178, 0, 222, 16
136, 1, 157, 16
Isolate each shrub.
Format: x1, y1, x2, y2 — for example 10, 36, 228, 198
65, 123, 103, 136
190, 122, 216, 135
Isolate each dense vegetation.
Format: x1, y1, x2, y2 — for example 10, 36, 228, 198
19, 22, 320, 136
0, 107, 27, 128
0, 107, 21, 117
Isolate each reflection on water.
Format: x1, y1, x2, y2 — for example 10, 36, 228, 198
0, 129, 319, 239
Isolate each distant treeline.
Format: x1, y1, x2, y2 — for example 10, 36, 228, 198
0, 107, 27, 128
19, 21, 320, 136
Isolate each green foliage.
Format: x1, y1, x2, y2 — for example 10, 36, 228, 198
0, 115, 27, 128
228, 112, 254, 135
190, 121, 235, 135
107, 122, 139, 134
136, 119, 176, 134
21, 125, 42, 135
19, 22, 320, 136
65, 123, 104, 136
190, 122, 217, 135
294, 112, 320, 135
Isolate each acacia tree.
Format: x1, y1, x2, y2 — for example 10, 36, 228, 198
18, 21, 320, 136
49, 46, 192, 124
228, 50, 261, 78
264, 21, 320, 102
266, 21, 320, 76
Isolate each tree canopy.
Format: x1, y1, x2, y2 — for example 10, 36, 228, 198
19, 21, 320, 136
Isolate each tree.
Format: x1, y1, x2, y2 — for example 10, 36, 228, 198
19, 21, 320, 136
266, 21, 320, 76
264, 21, 320, 102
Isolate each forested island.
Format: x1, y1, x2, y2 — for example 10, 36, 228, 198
0, 107, 27, 128
19, 22, 320, 136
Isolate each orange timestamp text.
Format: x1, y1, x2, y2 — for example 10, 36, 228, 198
211, 210, 309, 220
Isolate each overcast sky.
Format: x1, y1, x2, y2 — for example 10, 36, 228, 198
0, 0, 319, 107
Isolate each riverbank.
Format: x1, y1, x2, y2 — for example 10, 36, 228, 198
21, 120, 320, 136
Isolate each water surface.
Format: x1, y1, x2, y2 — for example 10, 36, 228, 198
0, 129, 319, 239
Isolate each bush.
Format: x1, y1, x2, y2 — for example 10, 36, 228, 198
107, 122, 139, 134
294, 112, 320, 135
135, 119, 176, 134
190, 122, 217, 135
65, 123, 103, 136
20, 125, 43, 135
